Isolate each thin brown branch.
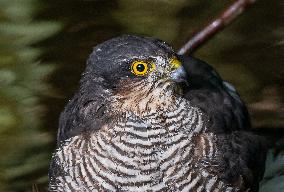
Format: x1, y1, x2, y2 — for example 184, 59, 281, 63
178, 0, 257, 55
32, 184, 40, 192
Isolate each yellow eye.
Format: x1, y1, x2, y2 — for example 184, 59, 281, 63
131, 61, 149, 76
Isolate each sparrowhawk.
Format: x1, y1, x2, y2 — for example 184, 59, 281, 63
49, 35, 267, 192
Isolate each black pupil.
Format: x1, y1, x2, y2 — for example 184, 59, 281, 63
136, 64, 145, 72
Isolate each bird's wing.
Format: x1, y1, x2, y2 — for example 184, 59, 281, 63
192, 132, 267, 191
56, 77, 110, 145
180, 56, 267, 190
180, 56, 251, 133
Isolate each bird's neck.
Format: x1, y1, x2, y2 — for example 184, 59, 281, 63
110, 80, 177, 117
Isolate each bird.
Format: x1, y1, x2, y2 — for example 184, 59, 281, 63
49, 35, 267, 192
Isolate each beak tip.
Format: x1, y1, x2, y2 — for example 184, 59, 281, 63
170, 66, 188, 83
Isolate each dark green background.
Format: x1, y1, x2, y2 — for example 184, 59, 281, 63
0, 0, 283, 191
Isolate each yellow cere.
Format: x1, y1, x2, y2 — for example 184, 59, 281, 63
170, 57, 182, 69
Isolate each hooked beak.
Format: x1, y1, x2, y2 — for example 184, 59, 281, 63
170, 65, 188, 83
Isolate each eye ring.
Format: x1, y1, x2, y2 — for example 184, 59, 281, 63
131, 61, 149, 76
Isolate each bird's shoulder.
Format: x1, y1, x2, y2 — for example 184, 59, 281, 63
56, 76, 111, 145
180, 56, 267, 190
180, 56, 251, 133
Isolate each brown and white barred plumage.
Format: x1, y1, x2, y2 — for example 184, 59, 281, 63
51, 81, 240, 191
50, 102, 232, 190
49, 35, 266, 191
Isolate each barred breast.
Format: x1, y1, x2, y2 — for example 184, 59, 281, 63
49, 98, 238, 192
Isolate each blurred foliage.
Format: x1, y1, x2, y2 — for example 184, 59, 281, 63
0, 0, 283, 191
113, 0, 188, 41
0, 0, 60, 191
38, 0, 284, 130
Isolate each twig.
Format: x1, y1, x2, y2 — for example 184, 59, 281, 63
32, 184, 40, 192
178, 0, 257, 55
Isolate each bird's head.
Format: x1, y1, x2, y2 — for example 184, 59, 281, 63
83, 35, 188, 115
